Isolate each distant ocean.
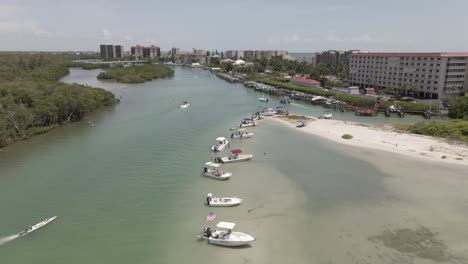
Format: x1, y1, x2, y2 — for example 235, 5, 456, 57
289, 52, 314, 58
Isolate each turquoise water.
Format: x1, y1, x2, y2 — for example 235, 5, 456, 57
0, 67, 465, 263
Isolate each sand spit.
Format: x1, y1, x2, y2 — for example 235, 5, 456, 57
273, 116, 468, 166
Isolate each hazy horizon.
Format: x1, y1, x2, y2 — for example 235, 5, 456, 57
1, 0, 468, 52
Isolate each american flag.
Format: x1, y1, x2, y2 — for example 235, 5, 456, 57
206, 211, 216, 222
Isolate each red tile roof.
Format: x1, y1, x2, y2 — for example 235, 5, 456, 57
351, 52, 468, 58
291, 77, 320, 85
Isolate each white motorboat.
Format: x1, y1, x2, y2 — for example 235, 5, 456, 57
239, 119, 257, 128
259, 97, 269, 102
260, 108, 276, 116
180, 101, 190, 108
280, 96, 291, 104
323, 111, 333, 119
88, 121, 95, 127
202, 162, 232, 180
230, 129, 254, 139
219, 149, 253, 163
200, 222, 255, 247
250, 113, 263, 121
275, 106, 289, 115
206, 193, 242, 207
18, 216, 57, 237
211, 137, 229, 152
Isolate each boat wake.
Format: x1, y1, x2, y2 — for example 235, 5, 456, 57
290, 103, 308, 109
0, 235, 19, 246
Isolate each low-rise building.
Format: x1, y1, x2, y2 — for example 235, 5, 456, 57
348, 86, 360, 94
290, 77, 320, 88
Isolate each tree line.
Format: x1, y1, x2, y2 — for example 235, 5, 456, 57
0, 53, 117, 147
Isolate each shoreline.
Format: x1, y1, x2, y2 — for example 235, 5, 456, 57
271, 115, 468, 166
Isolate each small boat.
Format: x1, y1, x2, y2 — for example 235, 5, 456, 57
323, 111, 333, 119
259, 97, 269, 102
239, 119, 257, 128
230, 129, 254, 139
180, 101, 190, 108
18, 216, 57, 237
200, 222, 255, 247
211, 137, 229, 152
202, 162, 232, 180
280, 96, 291, 104
219, 149, 253, 163
206, 193, 242, 207
88, 121, 95, 127
250, 112, 263, 121
260, 108, 276, 116
275, 106, 289, 115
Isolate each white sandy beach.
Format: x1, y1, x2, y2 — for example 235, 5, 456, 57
272, 116, 468, 166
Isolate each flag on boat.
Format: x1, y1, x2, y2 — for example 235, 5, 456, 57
206, 211, 216, 222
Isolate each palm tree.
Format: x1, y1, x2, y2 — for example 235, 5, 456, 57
401, 83, 411, 96
408, 84, 419, 98
386, 84, 396, 95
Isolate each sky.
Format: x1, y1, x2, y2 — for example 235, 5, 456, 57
1, 0, 468, 52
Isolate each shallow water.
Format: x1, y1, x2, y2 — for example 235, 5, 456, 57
0, 67, 466, 263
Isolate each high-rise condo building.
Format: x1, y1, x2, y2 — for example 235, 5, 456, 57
100, 44, 124, 59
349, 52, 468, 99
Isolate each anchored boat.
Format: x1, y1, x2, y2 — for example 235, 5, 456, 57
239, 119, 257, 128
202, 162, 232, 180
275, 106, 289, 115
260, 107, 276, 116
219, 149, 253, 163
200, 222, 255, 247
230, 129, 254, 139
206, 193, 242, 207
280, 96, 291, 104
211, 137, 229, 152
323, 111, 333, 119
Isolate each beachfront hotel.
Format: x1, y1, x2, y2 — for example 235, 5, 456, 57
349, 52, 468, 99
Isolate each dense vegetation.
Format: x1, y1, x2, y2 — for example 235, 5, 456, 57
399, 120, 468, 143
445, 96, 468, 119
97, 64, 174, 83
0, 53, 117, 147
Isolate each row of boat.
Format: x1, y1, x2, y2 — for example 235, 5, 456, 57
198, 106, 273, 247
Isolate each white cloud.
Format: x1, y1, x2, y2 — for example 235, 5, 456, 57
0, 4, 52, 36
326, 31, 374, 43
101, 29, 112, 38
352, 34, 372, 43
284, 33, 301, 43
326, 31, 344, 42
